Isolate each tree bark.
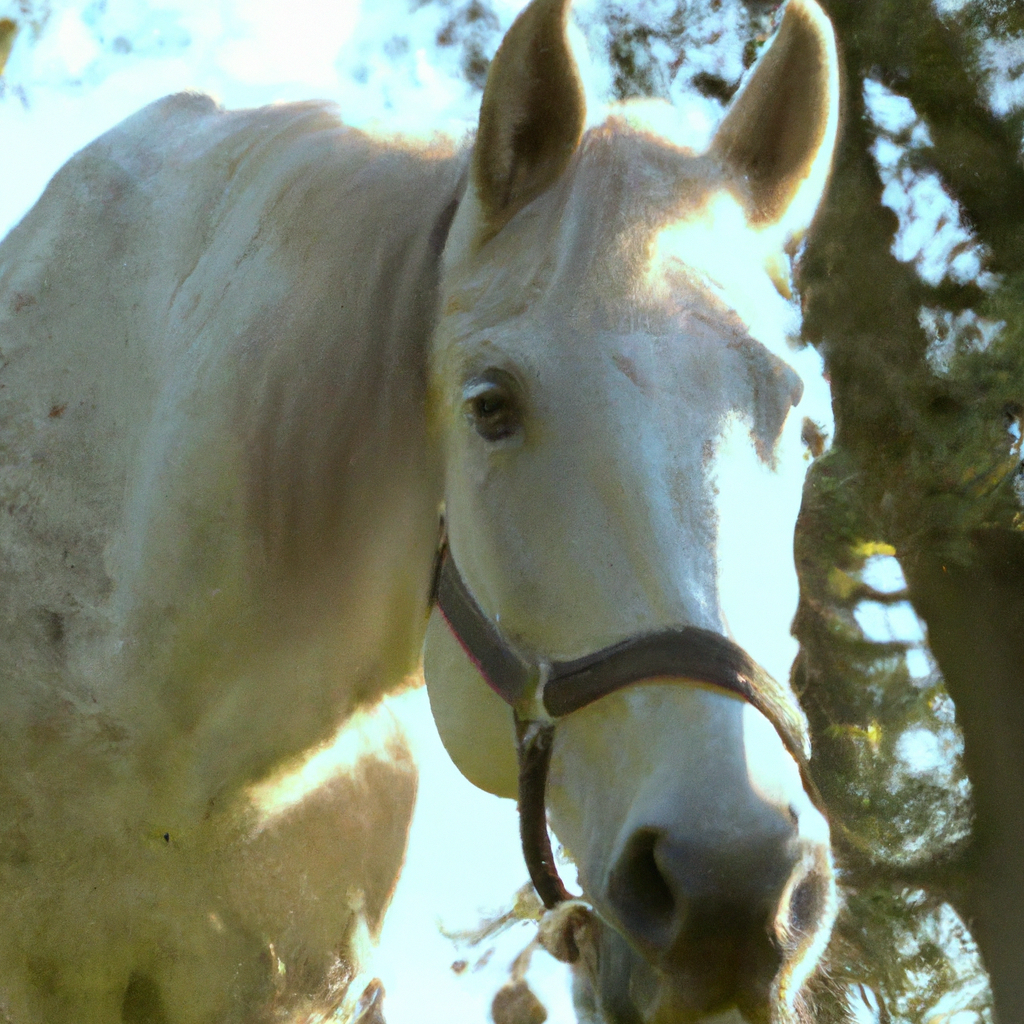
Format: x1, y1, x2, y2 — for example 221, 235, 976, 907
906, 534, 1024, 1024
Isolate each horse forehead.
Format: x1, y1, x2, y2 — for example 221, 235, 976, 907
444, 128, 719, 306
474, 147, 786, 328
438, 125, 803, 424
450, 272, 779, 415
544, 138, 726, 303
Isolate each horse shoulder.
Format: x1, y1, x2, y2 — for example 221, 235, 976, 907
0, 92, 461, 801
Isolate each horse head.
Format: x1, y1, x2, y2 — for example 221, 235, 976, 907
422, 0, 840, 1020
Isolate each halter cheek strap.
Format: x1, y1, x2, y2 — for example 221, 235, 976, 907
432, 546, 821, 909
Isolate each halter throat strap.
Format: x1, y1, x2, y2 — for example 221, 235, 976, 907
432, 547, 818, 908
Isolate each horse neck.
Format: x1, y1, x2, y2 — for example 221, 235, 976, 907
230, 128, 466, 596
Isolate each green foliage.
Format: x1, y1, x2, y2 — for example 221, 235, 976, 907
0, 19, 16, 78
824, 887, 992, 1024
795, 0, 1024, 1017
794, 452, 985, 1021
417, 0, 502, 88
577, 0, 780, 104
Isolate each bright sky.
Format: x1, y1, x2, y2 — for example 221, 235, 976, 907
0, 0, 485, 235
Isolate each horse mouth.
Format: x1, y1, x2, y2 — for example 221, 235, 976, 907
539, 901, 788, 1024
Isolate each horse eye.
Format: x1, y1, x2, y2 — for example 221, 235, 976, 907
463, 372, 522, 442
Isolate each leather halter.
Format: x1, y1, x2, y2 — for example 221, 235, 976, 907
432, 546, 822, 909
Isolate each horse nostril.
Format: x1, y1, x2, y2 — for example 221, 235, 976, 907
788, 873, 822, 936
607, 828, 677, 948
605, 825, 802, 1013
121, 972, 170, 1024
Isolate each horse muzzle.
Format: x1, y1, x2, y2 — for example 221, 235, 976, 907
550, 847, 835, 1024
608, 832, 790, 1003
598, 824, 836, 1023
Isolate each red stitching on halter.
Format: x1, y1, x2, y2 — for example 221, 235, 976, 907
435, 601, 513, 705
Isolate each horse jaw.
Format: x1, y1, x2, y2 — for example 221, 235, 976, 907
423, 606, 519, 799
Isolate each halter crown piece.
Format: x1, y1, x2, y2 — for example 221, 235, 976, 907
432, 545, 821, 909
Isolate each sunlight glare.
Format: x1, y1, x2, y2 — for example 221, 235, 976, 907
247, 699, 405, 822
218, 0, 360, 88
860, 554, 907, 595
645, 192, 799, 341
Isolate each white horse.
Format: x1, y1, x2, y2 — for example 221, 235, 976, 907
0, 0, 840, 1020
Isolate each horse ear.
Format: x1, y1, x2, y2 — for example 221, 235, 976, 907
470, 0, 586, 244
710, 0, 839, 242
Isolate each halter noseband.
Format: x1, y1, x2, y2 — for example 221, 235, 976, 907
432, 546, 820, 909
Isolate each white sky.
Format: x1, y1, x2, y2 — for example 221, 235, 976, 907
0, 0, 521, 237
363, 687, 579, 1023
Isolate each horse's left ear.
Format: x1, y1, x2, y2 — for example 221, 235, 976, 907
710, 0, 839, 245
455, 0, 586, 252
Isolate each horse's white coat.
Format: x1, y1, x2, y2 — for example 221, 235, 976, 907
0, 0, 840, 1019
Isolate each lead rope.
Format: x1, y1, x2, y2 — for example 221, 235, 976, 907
515, 717, 575, 908
431, 533, 575, 907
